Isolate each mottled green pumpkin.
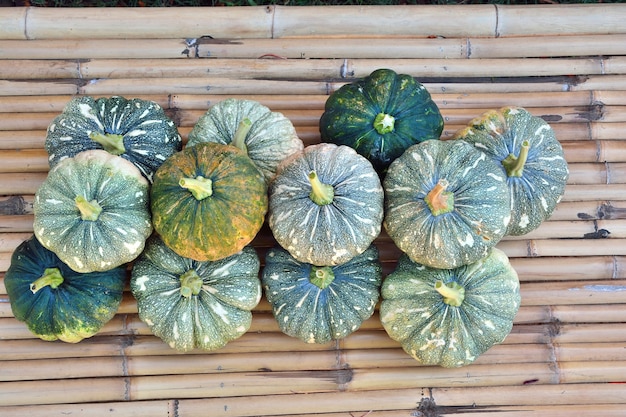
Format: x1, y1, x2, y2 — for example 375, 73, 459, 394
319, 68, 444, 174
130, 236, 261, 352
150, 142, 268, 262
451, 106, 569, 236
186, 98, 304, 185
262, 245, 382, 344
268, 143, 384, 266
33, 149, 152, 273
5, 235, 126, 343
383, 139, 511, 270
380, 248, 521, 368
45, 95, 182, 182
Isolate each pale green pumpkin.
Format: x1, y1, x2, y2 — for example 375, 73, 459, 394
33, 149, 152, 273
268, 143, 384, 266
130, 236, 262, 352
383, 139, 511, 269
451, 106, 569, 236
380, 248, 521, 368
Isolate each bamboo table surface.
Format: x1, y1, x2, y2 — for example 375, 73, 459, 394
1, 4, 626, 416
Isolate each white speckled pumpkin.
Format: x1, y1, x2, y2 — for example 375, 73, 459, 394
186, 98, 304, 185
268, 143, 384, 266
33, 150, 152, 273
262, 244, 382, 344
380, 248, 521, 368
383, 139, 511, 270
451, 106, 569, 236
130, 236, 262, 352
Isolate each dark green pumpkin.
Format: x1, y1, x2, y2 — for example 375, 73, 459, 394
150, 142, 268, 262
383, 139, 511, 270
451, 106, 569, 236
45, 95, 182, 182
380, 248, 521, 368
319, 68, 444, 174
262, 245, 382, 344
4, 235, 126, 343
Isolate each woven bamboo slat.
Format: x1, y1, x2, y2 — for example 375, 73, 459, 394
2, 4, 626, 417
5, 33, 625, 60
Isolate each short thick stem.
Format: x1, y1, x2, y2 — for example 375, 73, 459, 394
308, 171, 334, 206
230, 118, 252, 154
373, 112, 395, 135
425, 179, 454, 216
75, 195, 103, 221
179, 176, 213, 200
89, 131, 126, 155
502, 140, 530, 177
435, 280, 465, 307
179, 269, 203, 298
310, 266, 335, 289
30, 267, 64, 294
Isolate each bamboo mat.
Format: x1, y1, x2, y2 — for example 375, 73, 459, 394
1, 4, 626, 416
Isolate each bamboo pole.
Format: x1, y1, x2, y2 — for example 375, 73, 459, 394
495, 4, 626, 37
0, 173, 47, 195
4, 57, 621, 81
562, 184, 626, 202
0, 401, 177, 417
496, 238, 626, 258
432, 382, 626, 407
23, 7, 274, 40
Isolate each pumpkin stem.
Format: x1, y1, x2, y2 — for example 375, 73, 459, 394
75, 195, 103, 221
179, 269, 203, 298
435, 280, 465, 307
230, 118, 252, 154
309, 266, 335, 289
88, 131, 126, 156
501, 140, 530, 177
30, 267, 64, 294
373, 112, 395, 135
179, 176, 213, 200
425, 179, 454, 216
308, 171, 334, 206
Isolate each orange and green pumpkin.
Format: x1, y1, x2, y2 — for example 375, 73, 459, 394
150, 142, 268, 262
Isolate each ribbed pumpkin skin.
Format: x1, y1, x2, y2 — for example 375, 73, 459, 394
451, 106, 569, 236
383, 140, 511, 269
268, 143, 384, 266
319, 68, 444, 174
33, 150, 152, 273
45, 95, 182, 182
262, 245, 382, 344
187, 98, 304, 185
5, 236, 126, 343
380, 248, 521, 368
130, 236, 261, 352
151, 142, 268, 262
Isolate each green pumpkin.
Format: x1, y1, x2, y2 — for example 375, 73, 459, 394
186, 98, 304, 185
262, 245, 382, 344
451, 106, 569, 236
5, 235, 126, 343
380, 248, 521, 368
268, 143, 384, 266
130, 236, 261, 352
383, 139, 511, 270
33, 149, 152, 273
45, 95, 182, 182
150, 142, 268, 262
319, 68, 444, 174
